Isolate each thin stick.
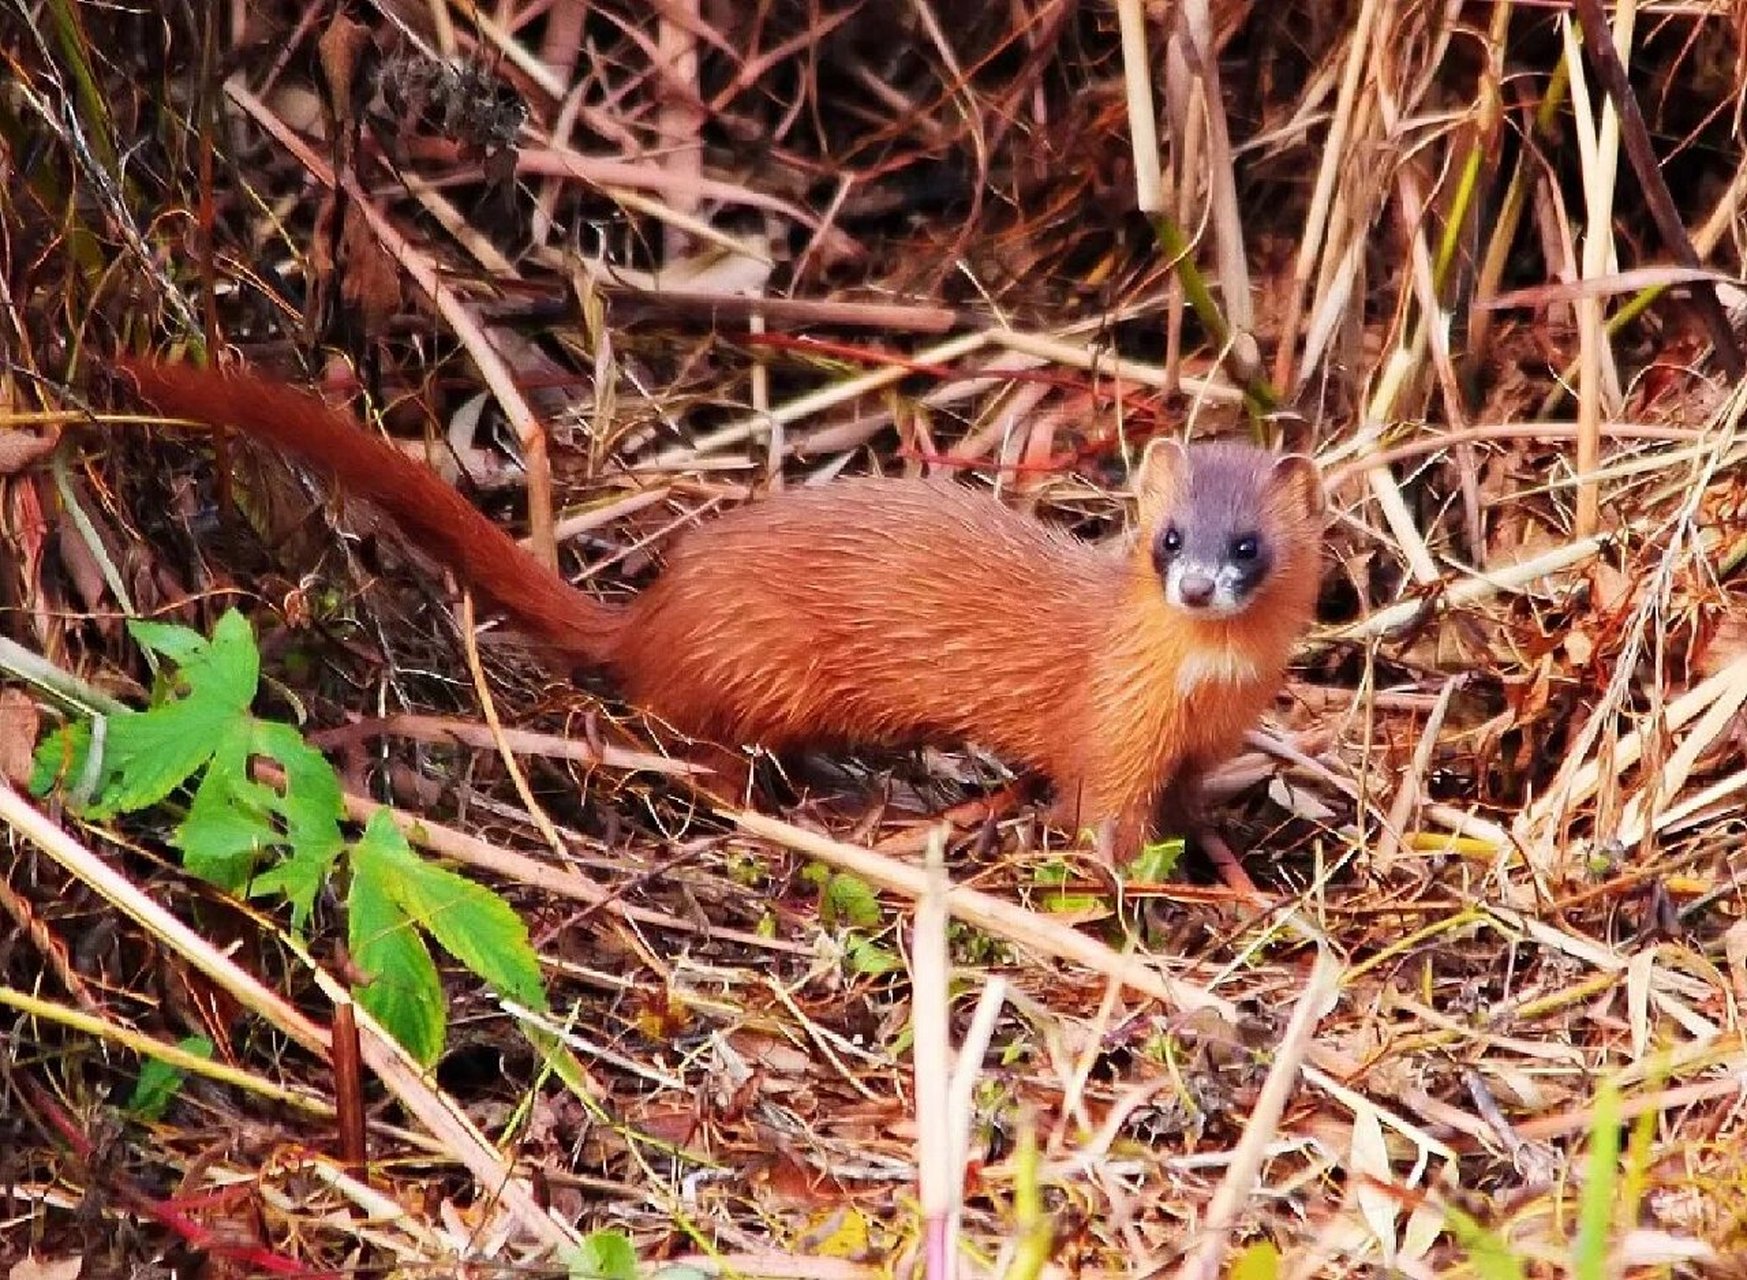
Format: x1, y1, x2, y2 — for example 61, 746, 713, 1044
733, 809, 1230, 1016
1114, 0, 1164, 213
1175, 948, 1341, 1280
1566, 8, 1632, 537
1272, 0, 1379, 391
913, 828, 957, 1280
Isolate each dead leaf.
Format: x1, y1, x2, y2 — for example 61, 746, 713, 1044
1587, 559, 1635, 616
1400, 1159, 1454, 1263
314, 12, 376, 179
1349, 1104, 1398, 1264
0, 428, 57, 475
1694, 611, 1747, 682
10, 1256, 82, 1280
0, 689, 40, 786
1723, 918, 1747, 1003
339, 201, 402, 336
54, 507, 110, 614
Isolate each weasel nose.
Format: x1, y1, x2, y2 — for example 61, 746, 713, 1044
1177, 572, 1216, 608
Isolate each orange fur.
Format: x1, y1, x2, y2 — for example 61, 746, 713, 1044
116, 357, 1324, 861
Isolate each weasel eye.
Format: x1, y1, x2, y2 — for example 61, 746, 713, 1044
1160, 526, 1183, 555
1231, 534, 1260, 561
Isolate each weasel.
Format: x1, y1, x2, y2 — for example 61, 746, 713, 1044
115, 357, 1325, 861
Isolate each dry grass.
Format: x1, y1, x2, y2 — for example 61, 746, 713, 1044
4, 1, 1747, 1276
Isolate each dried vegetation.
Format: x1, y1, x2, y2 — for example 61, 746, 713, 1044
4, 0, 1747, 1276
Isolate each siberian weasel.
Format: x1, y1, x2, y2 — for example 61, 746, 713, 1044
117, 357, 1325, 861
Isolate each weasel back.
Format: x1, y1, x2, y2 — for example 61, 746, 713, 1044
613, 475, 1117, 772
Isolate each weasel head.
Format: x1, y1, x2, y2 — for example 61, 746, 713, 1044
1134, 437, 1325, 621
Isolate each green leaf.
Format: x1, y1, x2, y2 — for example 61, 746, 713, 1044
1574, 1080, 1622, 1280
172, 716, 344, 929
1031, 860, 1073, 886
349, 846, 445, 1067
31, 720, 95, 797
126, 616, 217, 667
132, 609, 259, 706
178, 749, 279, 890
45, 609, 266, 819
126, 1036, 213, 1122
230, 720, 345, 929
566, 1229, 640, 1280
820, 871, 882, 930
846, 935, 902, 977
88, 691, 226, 815
1131, 835, 1186, 882
1444, 1205, 1525, 1280
1030, 859, 1104, 911
249, 840, 344, 931
356, 811, 548, 1012
28, 605, 553, 1071
253, 720, 343, 855
1038, 892, 1102, 914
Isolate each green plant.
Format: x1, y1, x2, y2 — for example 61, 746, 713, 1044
32, 608, 547, 1066
802, 863, 903, 976
125, 1034, 213, 1122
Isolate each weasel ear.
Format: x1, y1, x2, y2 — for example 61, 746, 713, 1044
1271, 453, 1325, 523
1135, 437, 1188, 522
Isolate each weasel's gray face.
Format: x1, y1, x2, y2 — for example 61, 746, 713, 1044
1150, 455, 1275, 619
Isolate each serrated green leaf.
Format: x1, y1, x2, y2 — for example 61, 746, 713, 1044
34, 606, 354, 944
821, 871, 881, 930
126, 616, 213, 667
356, 811, 547, 1011
239, 719, 345, 928
126, 1036, 213, 1122
31, 720, 95, 798
179, 754, 279, 890
349, 847, 445, 1066
132, 609, 259, 708
566, 1230, 640, 1280
78, 612, 265, 818
35, 614, 264, 818
252, 719, 344, 849
173, 716, 344, 928
250, 840, 344, 931
89, 694, 226, 815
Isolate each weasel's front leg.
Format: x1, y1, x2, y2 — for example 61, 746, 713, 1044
1154, 768, 1207, 840
1041, 764, 1167, 868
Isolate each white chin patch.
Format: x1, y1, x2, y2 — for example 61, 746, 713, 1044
1176, 596, 1248, 620
1165, 561, 1251, 618
1175, 646, 1259, 696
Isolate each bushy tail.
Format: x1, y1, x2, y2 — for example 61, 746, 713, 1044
116, 356, 624, 666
